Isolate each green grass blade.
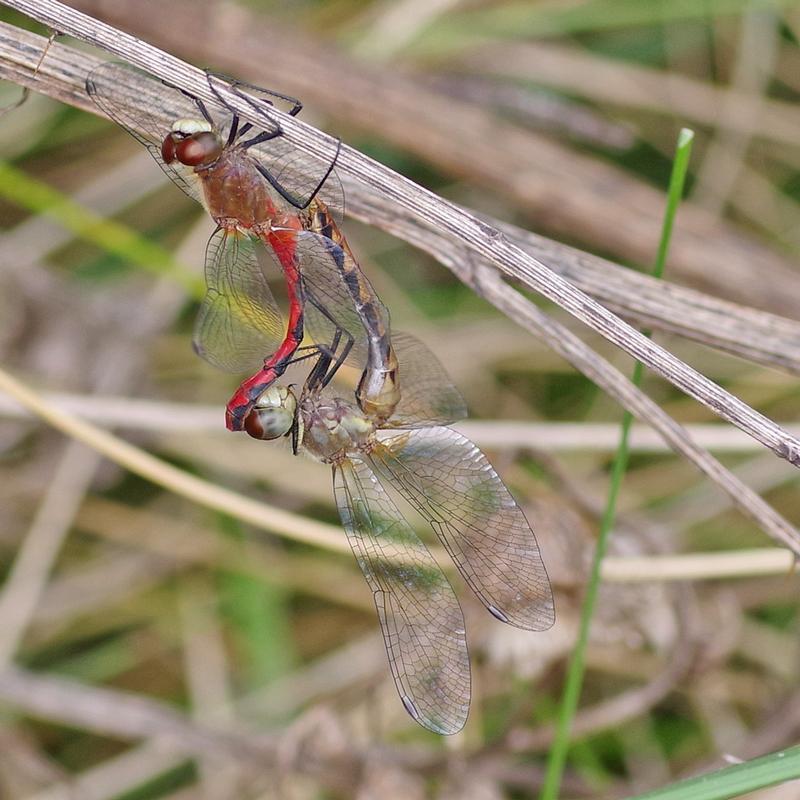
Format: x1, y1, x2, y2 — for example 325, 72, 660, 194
216, 515, 295, 688
0, 160, 202, 296
539, 128, 694, 800
624, 746, 800, 800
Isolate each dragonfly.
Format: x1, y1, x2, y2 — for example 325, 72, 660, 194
86, 62, 362, 431
249, 333, 555, 734
239, 235, 554, 732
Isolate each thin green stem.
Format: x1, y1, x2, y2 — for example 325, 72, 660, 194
539, 127, 694, 800
623, 745, 800, 800
0, 160, 202, 296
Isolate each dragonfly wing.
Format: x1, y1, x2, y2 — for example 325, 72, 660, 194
388, 332, 467, 428
294, 232, 466, 425
334, 457, 470, 735
86, 62, 228, 206
193, 228, 285, 373
293, 230, 385, 368
249, 136, 345, 220
371, 427, 555, 631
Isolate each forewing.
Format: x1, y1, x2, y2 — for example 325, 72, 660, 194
388, 332, 467, 428
86, 62, 228, 205
250, 136, 345, 220
371, 427, 555, 631
334, 458, 470, 735
294, 232, 466, 426
193, 229, 285, 372
294, 230, 387, 369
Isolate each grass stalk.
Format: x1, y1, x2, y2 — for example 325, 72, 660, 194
623, 745, 800, 800
0, 160, 201, 295
539, 127, 694, 800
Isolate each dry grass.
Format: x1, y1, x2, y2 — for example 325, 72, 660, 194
0, 1, 798, 798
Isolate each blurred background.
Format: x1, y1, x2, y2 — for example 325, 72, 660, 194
1, 0, 799, 798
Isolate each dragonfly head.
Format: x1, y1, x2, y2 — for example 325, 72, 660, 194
244, 384, 298, 441
161, 118, 223, 168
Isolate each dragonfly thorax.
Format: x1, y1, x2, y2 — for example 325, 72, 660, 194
299, 397, 375, 464
161, 118, 223, 168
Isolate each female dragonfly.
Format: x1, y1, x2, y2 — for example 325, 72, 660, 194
243, 236, 555, 734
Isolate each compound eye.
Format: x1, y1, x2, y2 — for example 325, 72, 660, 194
244, 385, 297, 441
161, 134, 177, 164
174, 131, 223, 167
244, 407, 294, 440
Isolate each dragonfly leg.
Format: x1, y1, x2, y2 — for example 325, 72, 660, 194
320, 335, 354, 390
240, 129, 284, 148
206, 70, 304, 117
252, 137, 342, 210
304, 289, 355, 390
159, 78, 215, 126
226, 113, 239, 146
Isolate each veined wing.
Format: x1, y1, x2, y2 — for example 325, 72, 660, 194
251, 139, 346, 220
370, 427, 555, 631
289, 232, 464, 424
293, 230, 389, 367
334, 457, 470, 735
193, 228, 284, 372
388, 332, 467, 428
85, 62, 230, 206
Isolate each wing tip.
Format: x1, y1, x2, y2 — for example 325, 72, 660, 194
488, 592, 556, 632
403, 695, 469, 736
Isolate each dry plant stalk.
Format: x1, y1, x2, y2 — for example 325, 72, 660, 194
0, 4, 798, 555
58, 0, 800, 319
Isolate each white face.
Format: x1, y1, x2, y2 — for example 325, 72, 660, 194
170, 118, 213, 136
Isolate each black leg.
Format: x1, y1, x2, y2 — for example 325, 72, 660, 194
226, 113, 240, 146
206, 70, 304, 118
253, 137, 341, 211
304, 291, 356, 391
241, 129, 284, 149
320, 335, 354, 389
173, 83, 214, 125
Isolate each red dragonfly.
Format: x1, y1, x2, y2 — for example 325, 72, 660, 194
86, 63, 353, 431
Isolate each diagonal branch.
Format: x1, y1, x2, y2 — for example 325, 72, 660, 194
2, 0, 799, 467
0, 7, 798, 553
2, 21, 800, 376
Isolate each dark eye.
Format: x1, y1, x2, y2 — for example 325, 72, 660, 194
161, 134, 177, 164
175, 131, 222, 167
244, 407, 293, 441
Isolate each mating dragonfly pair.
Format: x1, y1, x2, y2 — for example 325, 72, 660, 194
87, 64, 554, 735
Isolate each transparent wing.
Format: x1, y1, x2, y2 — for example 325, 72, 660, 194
292, 230, 388, 369
334, 458, 470, 735
253, 138, 346, 220
290, 232, 465, 424
86, 62, 231, 205
370, 427, 555, 631
388, 332, 467, 428
192, 228, 285, 373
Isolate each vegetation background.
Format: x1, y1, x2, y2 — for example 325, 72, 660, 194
0, 0, 798, 798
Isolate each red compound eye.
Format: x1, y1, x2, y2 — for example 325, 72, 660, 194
244, 407, 286, 441
160, 134, 177, 164
174, 131, 222, 167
